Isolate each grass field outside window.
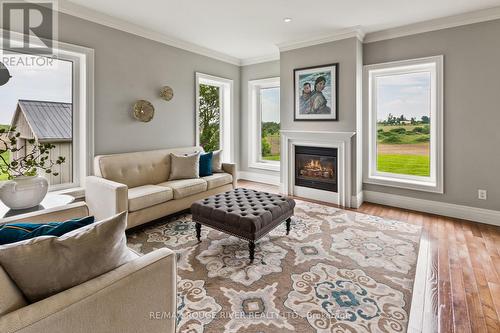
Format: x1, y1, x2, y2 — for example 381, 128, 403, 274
377, 154, 430, 176
376, 124, 430, 177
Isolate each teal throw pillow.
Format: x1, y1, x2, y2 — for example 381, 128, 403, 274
0, 216, 95, 245
199, 152, 213, 177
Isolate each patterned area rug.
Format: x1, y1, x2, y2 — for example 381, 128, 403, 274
127, 199, 422, 333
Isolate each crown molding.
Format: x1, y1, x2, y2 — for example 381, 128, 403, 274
57, 0, 241, 65
277, 26, 365, 52
48, 2, 500, 66
364, 6, 500, 43
240, 53, 280, 66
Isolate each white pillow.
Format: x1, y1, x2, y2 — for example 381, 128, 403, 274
169, 152, 200, 180
0, 212, 134, 302
211, 150, 223, 173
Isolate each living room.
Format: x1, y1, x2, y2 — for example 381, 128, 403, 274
0, 1, 499, 332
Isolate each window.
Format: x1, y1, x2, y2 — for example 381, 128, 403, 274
248, 77, 280, 171
364, 56, 443, 192
195, 73, 233, 162
0, 32, 94, 191
260, 87, 281, 162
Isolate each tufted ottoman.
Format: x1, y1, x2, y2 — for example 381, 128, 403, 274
191, 188, 296, 260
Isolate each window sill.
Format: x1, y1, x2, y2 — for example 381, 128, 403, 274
50, 187, 85, 199
249, 161, 280, 172
364, 175, 443, 194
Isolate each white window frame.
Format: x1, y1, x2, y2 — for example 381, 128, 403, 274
1, 29, 94, 192
195, 73, 233, 163
248, 77, 280, 172
363, 56, 443, 193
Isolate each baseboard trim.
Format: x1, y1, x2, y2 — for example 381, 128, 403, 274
351, 191, 364, 208
363, 190, 500, 227
238, 171, 280, 186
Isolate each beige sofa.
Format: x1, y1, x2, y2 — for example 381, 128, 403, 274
86, 146, 237, 229
0, 202, 176, 333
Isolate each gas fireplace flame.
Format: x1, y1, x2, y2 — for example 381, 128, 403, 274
300, 159, 335, 179
304, 159, 332, 172
305, 159, 323, 170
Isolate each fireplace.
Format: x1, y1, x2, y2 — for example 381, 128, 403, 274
282, 131, 355, 207
295, 146, 338, 192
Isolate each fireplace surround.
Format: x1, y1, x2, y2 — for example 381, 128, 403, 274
280, 130, 355, 207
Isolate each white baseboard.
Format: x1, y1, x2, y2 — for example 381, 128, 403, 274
351, 191, 364, 208
363, 190, 500, 227
236, 176, 499, 226
238, 171, 280, 186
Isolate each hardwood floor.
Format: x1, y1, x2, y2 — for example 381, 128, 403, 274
238, 180, 500, 333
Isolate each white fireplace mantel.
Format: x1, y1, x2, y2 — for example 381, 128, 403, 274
280, 130, 355, 207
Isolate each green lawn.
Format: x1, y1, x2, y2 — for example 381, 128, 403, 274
0, 151, 9, 181
262, 154, 280, 161
377, 154, 430, 177
376, 124, 430, 177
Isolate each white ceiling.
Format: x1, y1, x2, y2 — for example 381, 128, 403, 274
64, 0, 500, 63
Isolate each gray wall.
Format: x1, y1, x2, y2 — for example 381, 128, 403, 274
280, 38, 362, 191
280, 38, 359, 132
364, 19, 500, 210
53, 12, 241, 158
33, 9, 500, 211
239, 60, 280, 176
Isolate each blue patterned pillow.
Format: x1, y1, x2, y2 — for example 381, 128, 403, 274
199, 152, 213, 177
0, 216, 95, 245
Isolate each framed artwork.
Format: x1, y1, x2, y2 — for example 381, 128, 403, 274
294, 63, 338, 121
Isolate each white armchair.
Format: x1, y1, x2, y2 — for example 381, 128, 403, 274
85, 176, 128, 222
0, 202, 177, 333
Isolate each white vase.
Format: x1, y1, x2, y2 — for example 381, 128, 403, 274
0, 175, 49, 210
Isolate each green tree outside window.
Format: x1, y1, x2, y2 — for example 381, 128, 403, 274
198, 84, 220, 152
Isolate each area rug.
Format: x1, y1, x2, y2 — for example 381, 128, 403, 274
127, 199, 422, 333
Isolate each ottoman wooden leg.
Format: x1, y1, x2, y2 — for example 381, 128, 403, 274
249, 241, 255, 261
195, 222, 201, 242
286, 218, 291, 235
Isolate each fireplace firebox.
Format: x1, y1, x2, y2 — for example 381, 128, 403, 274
295, 146, 337, 192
